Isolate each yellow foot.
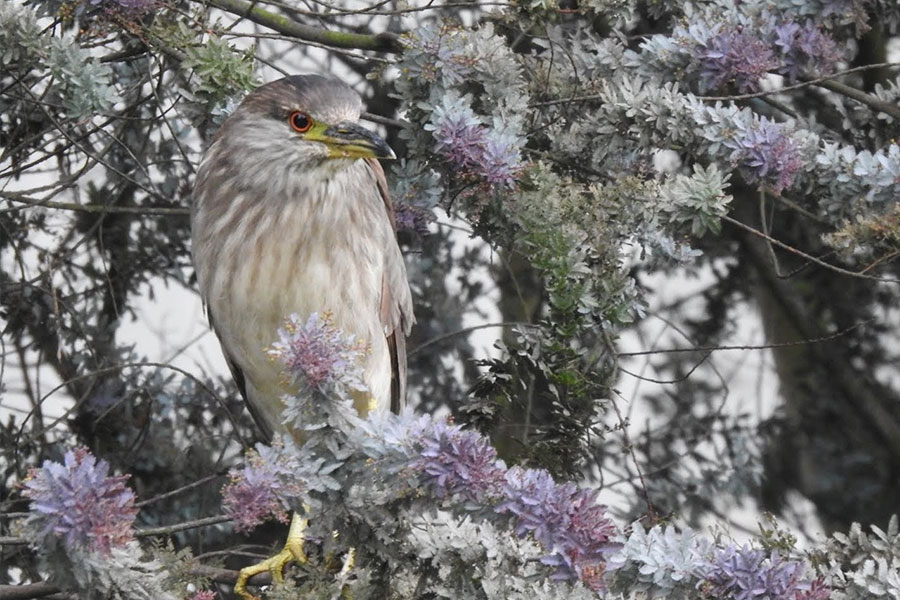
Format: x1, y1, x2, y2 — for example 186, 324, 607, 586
234, 513, 309, 600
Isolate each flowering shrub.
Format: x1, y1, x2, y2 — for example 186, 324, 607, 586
16, 317, 900, 599
426, 92, 523, 187
222, 316, 619, 593
398, 22, 527, 201
219, 316, 835, 598
605, 524, 832, 600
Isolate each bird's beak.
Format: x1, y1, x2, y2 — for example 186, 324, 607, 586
316, 122, 396, 160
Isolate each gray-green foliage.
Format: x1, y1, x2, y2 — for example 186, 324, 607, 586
48, 38, 119, 120
660, 163, 733, 237
0, 2, 42, 64
2, 4, 118, 120
23, 534, 174, 600
182, 35, 258, 107
396, 510, 598, 600
605, 524, 711, 599
826, 516, 900, 599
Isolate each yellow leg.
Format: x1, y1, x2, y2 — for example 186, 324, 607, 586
339, 547, 356, 600
234, 513, 309, 600
339, 547, 355, 576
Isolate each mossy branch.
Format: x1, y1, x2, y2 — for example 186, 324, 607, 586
201, 0, 403, 53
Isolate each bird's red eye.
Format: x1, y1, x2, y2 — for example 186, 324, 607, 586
289, 111, 312, 133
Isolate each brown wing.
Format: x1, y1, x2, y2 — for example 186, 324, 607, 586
365, 157, 413, 414
207, 309, 275, 442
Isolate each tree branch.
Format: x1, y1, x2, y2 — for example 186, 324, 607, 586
0, 515, 233, 548
722, 215, 900, 284
733, 204, 900, 465
813, 78, 900, 121
136, 514, 232, 537
1, 191, 190, 216
0, 565, 269, 600
694, 62, 900, 102
201, 0, 403, 53
0, 582, 62, 600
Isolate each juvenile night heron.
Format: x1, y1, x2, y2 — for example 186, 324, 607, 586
191, 74, 414, 599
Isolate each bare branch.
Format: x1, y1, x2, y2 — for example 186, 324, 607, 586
813, 78, 900, 121
617, 317, 873, 356
0, 582, 62, 600
0, 514, 232, 547
0, 564, 270, 600
1, 191, 190, 216
200, 0, 403, 53
136, 514, 232, 537
722, 215, 900, 284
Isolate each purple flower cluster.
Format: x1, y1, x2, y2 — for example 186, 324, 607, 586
479, 128, 525, 186
267, 312, 367, 393
773, 22, 842, 81
700, 545, 830, 600
222, 445, 303, 533
22, 447, 137, 555
497, 467, 618, 590
394, 202, 431, 236
727, 117, 803, 194
409, 418, 618, 590
701, 30, 777, 93
698, 20, 841, 93
427, 96, 522, 187
413, 419, 506, 503
430, 106, 488, 164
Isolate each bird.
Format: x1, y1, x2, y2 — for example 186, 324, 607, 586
190, 74, 414, 599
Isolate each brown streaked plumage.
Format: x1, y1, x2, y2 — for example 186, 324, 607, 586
191, 74, 414, 442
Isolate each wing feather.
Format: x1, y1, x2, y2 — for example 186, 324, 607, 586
207, 309, 275, 441
365, 157, 414, 413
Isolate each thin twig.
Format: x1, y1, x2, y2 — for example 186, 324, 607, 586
697, 62, 900, 101
137, 514, 232, 537
860, 248, 900, 273
617, 317, 871, 357
618, 352, 712, 385
0, 582, 62, 600
408, 322, 541, 357
610, 395, 657, 523
0, 514, 233, 547
1, 191, 189, 216
135, 474, 227, 508
528, 62, 900, 107
15, 362, 248, 450
722, 215, 900, 284
0, 564, 269, 600
813, 78, 900, 121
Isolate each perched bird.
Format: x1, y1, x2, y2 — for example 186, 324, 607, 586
191, 74, 414, 598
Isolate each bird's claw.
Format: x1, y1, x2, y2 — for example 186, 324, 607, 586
234, 513, 309, 600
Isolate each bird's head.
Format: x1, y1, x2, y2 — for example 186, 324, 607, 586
215, 74, 395, 173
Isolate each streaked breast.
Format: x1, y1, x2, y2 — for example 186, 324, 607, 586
193, 160, 395, 435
